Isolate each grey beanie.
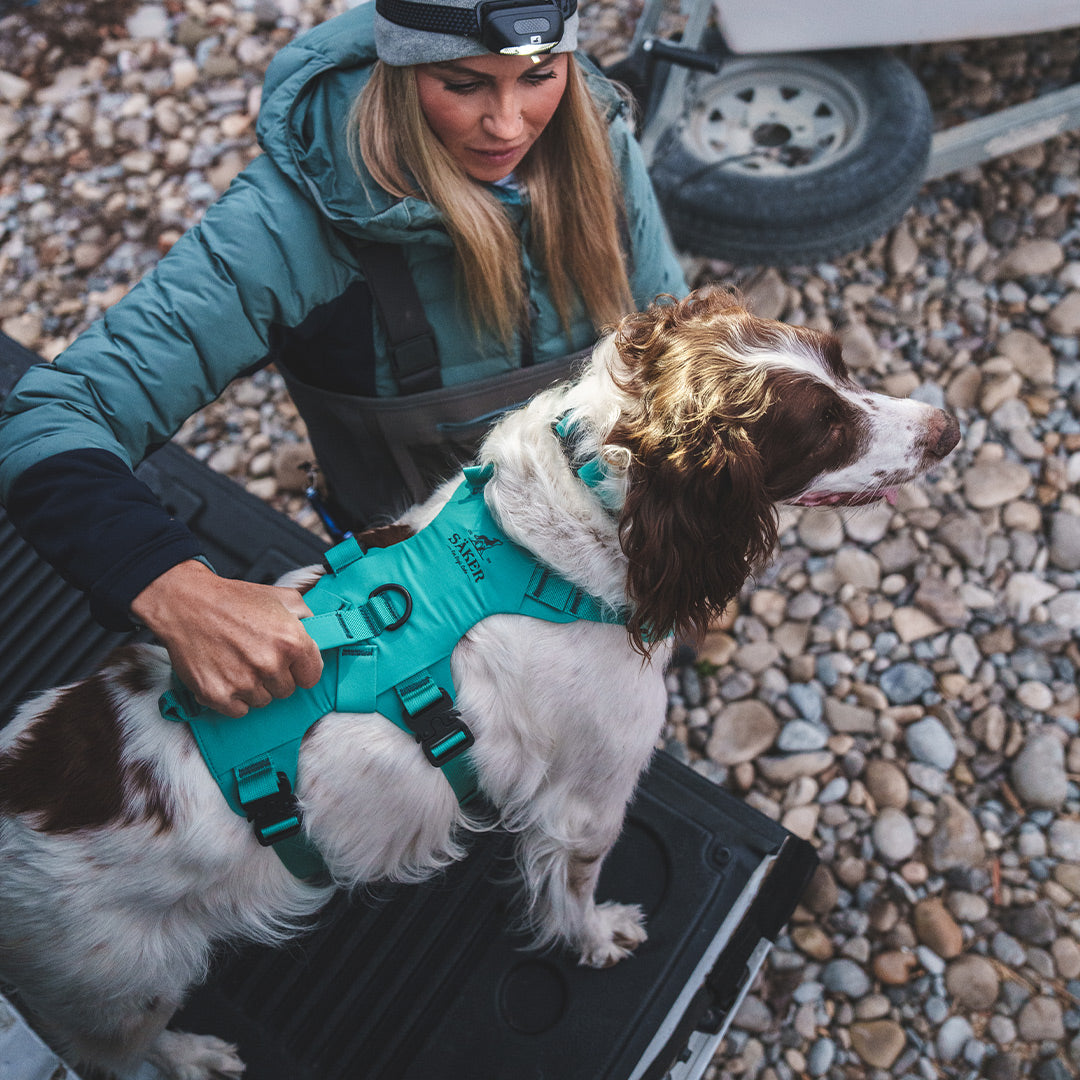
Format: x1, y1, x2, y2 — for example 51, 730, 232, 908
374, 0, 579, 67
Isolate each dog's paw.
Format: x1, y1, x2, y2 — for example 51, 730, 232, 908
577, 902, 647, 968
148, 1030, 245, 1080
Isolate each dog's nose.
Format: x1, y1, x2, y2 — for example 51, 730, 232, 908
927, 410, 961, 461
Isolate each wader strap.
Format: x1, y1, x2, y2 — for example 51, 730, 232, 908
347, 240, 440, 394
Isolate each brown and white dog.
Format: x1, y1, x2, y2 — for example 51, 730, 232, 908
0, 289, 959, 1079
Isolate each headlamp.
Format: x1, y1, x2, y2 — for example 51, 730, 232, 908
375, 0, 576, 58
477, 0, 564, 56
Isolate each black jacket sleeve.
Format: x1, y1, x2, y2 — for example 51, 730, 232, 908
5, 448, 205, 630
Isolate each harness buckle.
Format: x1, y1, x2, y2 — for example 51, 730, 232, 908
409, 689, 475, 767
241, 770, 303, 846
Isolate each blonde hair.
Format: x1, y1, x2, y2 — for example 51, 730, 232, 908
349, 57, 634, 347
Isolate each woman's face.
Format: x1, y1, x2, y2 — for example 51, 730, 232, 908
414, 52, 569, 183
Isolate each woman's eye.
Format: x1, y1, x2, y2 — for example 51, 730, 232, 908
444, 81, 483, 94
524, 71, 558, 86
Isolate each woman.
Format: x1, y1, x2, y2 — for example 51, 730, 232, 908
0, 0, 686, 718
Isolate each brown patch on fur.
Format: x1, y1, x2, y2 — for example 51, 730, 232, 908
126, 759, 175, 835
105, 644, 162, 696
0, 665, 175, 835
0, 675, 127, 833
355, 523, 416, 551
748, 368, 867, 499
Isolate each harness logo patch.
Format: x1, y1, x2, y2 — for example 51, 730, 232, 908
447, 531, 503, 583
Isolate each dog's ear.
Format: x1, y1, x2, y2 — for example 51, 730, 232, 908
619, 423, 779, 653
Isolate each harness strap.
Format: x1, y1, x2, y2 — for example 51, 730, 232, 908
301, 588, 410, 651
552, 412, 623, 512
395, 672, 478, 804
526, 564, 614, 622
234, 754, 327, 881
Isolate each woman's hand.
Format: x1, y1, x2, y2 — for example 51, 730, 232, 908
131, 559, 324, 718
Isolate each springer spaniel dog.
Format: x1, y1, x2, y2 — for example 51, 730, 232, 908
0, 289, 959, 1079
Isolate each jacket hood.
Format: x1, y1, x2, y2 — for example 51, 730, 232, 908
256, 3, 627, 243
257, 3, 444, 243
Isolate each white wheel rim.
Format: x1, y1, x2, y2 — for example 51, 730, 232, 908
682, 58, 870, 176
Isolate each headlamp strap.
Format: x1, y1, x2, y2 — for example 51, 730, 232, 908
377, 0, 477, 38
376, 0, 577, 55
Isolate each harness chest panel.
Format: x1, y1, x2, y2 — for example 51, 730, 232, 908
160, 469, 624, 878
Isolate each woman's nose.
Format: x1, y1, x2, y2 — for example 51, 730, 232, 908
482, 92, 524, 140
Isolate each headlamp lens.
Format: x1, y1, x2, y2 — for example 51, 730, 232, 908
478, 1, 565, 56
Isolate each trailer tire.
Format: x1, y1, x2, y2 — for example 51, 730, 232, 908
649, 49, 932, 266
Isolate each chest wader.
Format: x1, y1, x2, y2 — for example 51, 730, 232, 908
159, 465, 626, 882
278, 242, 589, 533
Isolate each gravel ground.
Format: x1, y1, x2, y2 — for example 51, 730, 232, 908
3, 2, 1080, 1079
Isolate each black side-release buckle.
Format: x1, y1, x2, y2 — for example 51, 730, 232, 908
410, 690, 475, 767
242, 771, 304, 846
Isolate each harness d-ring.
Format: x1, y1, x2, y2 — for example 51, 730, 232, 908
370, 583, 412, 630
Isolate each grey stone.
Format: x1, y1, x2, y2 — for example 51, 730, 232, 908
777, 719, 830, 753
925, 795, 986, 872
936, 1016, 974, 1062
963, 460, 1033, 509
905, 716, 957, 771
1017, 996, 1066, 1041
1011, 733, 1069, 809
1049, 819, 1080, 861
820, 958, 871, 998
991, 930, 1028, 967
879, 663, 935, 705
1049, 512, 1080, 571
1003, 900, 1057, 946
938, 512, 989, 567
806, 1038, 836, 1077
984, 1052, 1025, 1080
787, 683, 824, 724
871, 807, 918, 863
705, 700, 779, 765
1048, 591, 1080, 631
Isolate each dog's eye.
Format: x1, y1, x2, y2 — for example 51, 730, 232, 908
819, 409, 845, 446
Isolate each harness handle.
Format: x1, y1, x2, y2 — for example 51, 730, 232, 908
301, 587, 413, 650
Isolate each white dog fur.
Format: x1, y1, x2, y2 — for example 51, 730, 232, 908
0, 289, 959, 1079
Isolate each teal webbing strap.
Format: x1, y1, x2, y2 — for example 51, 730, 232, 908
233, 754, 328, 882
301, 590, 408, 650
396, 671, 444, 714
552, 413, 624, 512
395, 671, 479, 804
462, 462, 494, 490
526, 564, 622, 623
322, 536, 364, 574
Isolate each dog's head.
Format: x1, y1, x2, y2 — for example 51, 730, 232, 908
605, 288, 960, 650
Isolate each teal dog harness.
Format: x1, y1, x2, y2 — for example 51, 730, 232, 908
160, 465, 625, 880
